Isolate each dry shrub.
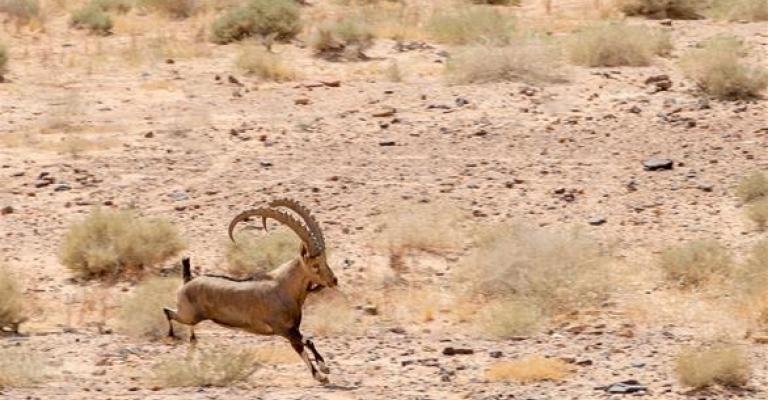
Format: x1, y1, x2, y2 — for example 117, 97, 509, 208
481, 300, 542, 337
737, 171, 768, 203
59, 208, 186, 280
210, 0, 300, 44
138, 0, 196, 18
487, 356, 573, 383
566, 22, 671, 67
680, 36, 768, 100
90, 0, 133, 13
303, 291, 358, 336
373, 202, 466, 255
446, 41, 560, 84
733, 240, 768, 326
70, 6, 113, 35
711, 0, 768, 21
0, 349, 45, 388
236, 45, 296, 81
747, 198, 768, 230
470, 0, 520, 4
675, 344, 750, 389
309, 17, 374, 60
0, 0, 39, 23
616, 0, 704, 19
118, 277, 181, 339
0, 44, 7, 79
153, 346, 260, 387
457, 224, 613, 316
0, 266, 25, 332
659, 239, 732, 288
226, 227, 299, 277
426, 8, 515, 45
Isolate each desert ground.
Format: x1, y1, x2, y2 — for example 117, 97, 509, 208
1, 0, 768, 398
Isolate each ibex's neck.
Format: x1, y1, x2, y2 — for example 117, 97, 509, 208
272, 258, 312, 307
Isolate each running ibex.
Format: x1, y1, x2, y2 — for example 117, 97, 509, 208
163, 198, 338, 383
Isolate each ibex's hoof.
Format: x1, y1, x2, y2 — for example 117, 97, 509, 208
318, 364, 330, 374
314, 373, 329, 384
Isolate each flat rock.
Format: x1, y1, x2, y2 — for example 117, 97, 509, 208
643, 158, 674, 171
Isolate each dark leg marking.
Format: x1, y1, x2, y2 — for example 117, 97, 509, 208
287, 329, 327, 383
163, 308, 176, 338
304, 339, 329, 374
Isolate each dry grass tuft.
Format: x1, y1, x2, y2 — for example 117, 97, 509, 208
733, 240, 768, 327
446, 41, 560, 84
426, 7, 515, 45
372, 202, 466, 256
0, 0, 40, 23
470, 0, 520, 4
236, 44, 296, 81
566, 22, 671, 67
675, 344, 750, 389
0, 43, 7, 79
737, 171, 768, 203
90, 0, 133, 13
747, 198, 768, 230
616, 0, 704, 19
456, 224, 613, 316
210, 0, 301, 44
70, 5, 113, 35
711, 0, 768, 22
0, 266, 26, 332
226, 227, 299, 277
481, 300, 542, 337
304, 292, 358, 336
659, 239, 733, 288
118, 277, 181, 340
0, 349, 45, 388
487, 356, 573, 383
138, 0, 196, 18
153, 346, 260, 387
59, 208, 186, 280
309, 17, 374, 61
680, 36, 768, 100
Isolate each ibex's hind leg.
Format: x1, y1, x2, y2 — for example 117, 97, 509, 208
163, 308, 178, 338
163, 306, 200, 342
304, 339, 329, 374
287, 329, 328, 383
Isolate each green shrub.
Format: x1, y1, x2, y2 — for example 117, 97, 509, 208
426, 8, 515, 45
680, 36, 768, 100
226, 228, 299, 277
70, 6, 113, 35
659, 239, 732, 288
566, 23, 671, 67
0, 0, 39, 23
211, 0, 301, 44
676, 345, 750, 389
616, 0, 704, 19
309, 17, 374, 60
59, 208, 186, 280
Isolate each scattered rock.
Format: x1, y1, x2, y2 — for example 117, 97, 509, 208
645, 74, 672, 93
489, 351, 503, 358
596, 380, 648, 394
697, 182, 714, 192
372, 107, 397, 118
442, 347, 474, 356
168, 191, 189, 201
54, 183, 71, 192
628, 105, 642, 114
1, 206, 13, 215
455, 97, 470, 107
588, 216, 606, 226
228, 75, 242, 86
295, 98, 310, 105
363, 304, 378, 316
642, 158, 673, 171
379, 140, 396, 147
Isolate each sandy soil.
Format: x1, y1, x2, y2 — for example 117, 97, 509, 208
1, 0, 768, 398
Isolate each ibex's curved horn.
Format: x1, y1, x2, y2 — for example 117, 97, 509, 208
228, 207, 316, 253
269, 198, 325, 252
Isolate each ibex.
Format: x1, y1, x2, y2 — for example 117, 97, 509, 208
163, 198, 338, 383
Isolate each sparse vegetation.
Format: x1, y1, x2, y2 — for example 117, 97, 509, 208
0, 0, 39, 23
457, 224, 613, 316
226, 227, 299, 277
373, 203, 466, 256
446, 41, 560, 84
70, 6, 113, 35
138, 0, 195, 18
0, 349, 45, 388
153, 346, 260, 387
737, 171, 768, 203
210, 0, 301, 44
59, 208, 186, 280
680, 36, 768, 100
426, 8, 515, 45
711, 0, 768, 22
0, 266, 25, 332
309, 17, 374, 60
675, 344, 750, 389
616, 0, 704, 19
482, 300, 542, 337
236, 45, 296, 81
118, 277, 181, 339
659, 239, 733, 288
303, 292, 358, 336
470, 0, 520, 4
90, 0, 133, 13
566, 23, 671, 67
0, 44, 7, 79
747, 198, 768, 230
487, 356, 573, 383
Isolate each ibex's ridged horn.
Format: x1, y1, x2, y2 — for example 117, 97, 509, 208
269, 198, 325, 252
228, 207, 315, 253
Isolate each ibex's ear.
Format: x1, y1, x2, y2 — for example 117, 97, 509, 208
300, 243, 309, 258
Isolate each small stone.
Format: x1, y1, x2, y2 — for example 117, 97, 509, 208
362, 304, 378, 315
168, 191, 189, 201
489, 351, 503, 358
588, 216, 606, 226
54, 183, 71, 192
294, 98, 310, 105
144, 131, 154, 138
389, 327, 406, 334
628, 105, 642, 113
379, 140, 396, 147
372, 107, 397, 118
34, 179, 52, 188
321, 80, 341, 87
642, 158, 673, 171
455, 97, 470, 106
260, 161, 273, 168
1, 206, 13, 215
697, 182, 714, 192
442, 347, 474, 356
228, 75, 242, 86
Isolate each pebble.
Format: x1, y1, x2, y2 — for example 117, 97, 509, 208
642, 158, 674, 171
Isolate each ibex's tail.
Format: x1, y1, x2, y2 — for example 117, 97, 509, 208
181, 257, 192, 283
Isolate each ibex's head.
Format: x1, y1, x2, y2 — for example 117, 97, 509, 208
228, 198, 338, 289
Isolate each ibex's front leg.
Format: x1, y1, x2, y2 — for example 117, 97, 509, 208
286, 328, 328, 383
304, 338, 329, 374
